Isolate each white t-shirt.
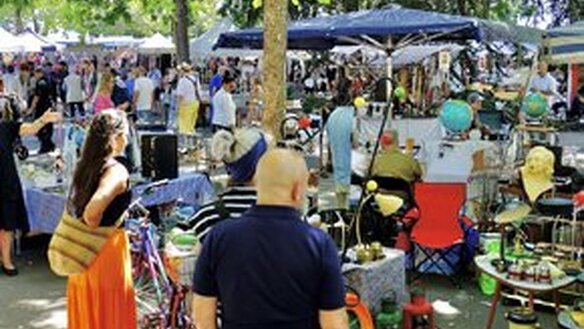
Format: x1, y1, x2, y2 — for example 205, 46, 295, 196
64, 73, 84, 103
176, 74, 201, 105
529, 73, 558, 95
134, 77, 154, 111
212, 88, 237, 127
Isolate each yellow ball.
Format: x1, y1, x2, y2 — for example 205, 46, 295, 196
354, 97, 367, 108
366, 180, 378, 192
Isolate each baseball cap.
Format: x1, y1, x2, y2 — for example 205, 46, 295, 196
467, 92, 484, 104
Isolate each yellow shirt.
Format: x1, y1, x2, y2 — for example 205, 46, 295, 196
372, 148, 422, 183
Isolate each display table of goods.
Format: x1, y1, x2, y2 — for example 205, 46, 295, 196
18, 157, 215, 234
342, 247, 407, 314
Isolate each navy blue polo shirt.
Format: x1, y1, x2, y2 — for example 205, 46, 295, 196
193, 205, 345, 329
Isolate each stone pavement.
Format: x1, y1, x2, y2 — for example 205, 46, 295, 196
0, 238, 562, 329
0, 237, 66, 329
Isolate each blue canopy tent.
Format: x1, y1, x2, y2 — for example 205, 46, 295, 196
215, 6, 541, 51
544, 22, 584, 64
543, 22, 584, 105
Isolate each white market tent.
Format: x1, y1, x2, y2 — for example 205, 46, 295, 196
138, 33, 175, 54
190, 18, 261, 61
46, 30, 81, 46
92, 35, 141, 48
0, 27, 24, 53
16, 28, 57, 52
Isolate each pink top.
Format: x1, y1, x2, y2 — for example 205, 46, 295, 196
93, 93, 114, 113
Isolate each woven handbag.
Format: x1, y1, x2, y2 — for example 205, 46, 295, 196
47, 211, 123, 276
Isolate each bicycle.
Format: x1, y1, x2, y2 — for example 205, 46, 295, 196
126, 180, 193, 329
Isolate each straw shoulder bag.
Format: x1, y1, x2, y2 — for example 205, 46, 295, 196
48, 211, 123, 276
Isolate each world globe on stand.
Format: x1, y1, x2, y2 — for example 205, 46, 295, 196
439, 100, 473, 134
522, 92, 549, 119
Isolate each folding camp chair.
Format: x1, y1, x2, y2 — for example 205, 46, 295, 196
410, 182, 466, 287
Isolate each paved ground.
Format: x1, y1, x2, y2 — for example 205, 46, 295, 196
3, 130, 581, 329
0, 237, 561, 329
0, 236, 66, 329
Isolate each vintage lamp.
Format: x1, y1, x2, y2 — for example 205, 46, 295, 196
354, 180, 404, 246
492, 202, 532, 272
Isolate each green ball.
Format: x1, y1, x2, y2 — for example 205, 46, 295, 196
394, 86, 406, 102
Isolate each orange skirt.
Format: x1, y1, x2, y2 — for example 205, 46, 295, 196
67, 229, 137, 329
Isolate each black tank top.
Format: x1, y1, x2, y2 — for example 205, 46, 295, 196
99, 156, 132, 227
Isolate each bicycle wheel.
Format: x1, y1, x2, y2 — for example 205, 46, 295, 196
131, 223, 173, 328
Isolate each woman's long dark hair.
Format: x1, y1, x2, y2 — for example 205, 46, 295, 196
68, 110, 127, 218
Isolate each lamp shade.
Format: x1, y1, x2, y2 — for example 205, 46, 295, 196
494, 203, 531, 224
374, 194, 403, 217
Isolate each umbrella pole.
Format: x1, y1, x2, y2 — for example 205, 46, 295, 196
340, 39, 394, 265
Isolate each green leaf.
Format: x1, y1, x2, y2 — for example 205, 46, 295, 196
291, 0, 300, 6
318, 0, 331, 4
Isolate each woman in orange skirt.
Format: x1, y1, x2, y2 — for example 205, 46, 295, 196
66, 110, 136, 329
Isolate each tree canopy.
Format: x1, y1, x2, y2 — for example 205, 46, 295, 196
0, 0, 217, 36
0, 0, 581, 37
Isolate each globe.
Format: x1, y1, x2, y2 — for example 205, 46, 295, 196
439, 100, 473, 134
522, 93, 548, 119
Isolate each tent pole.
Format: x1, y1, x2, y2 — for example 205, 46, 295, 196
386, 38, 394, 121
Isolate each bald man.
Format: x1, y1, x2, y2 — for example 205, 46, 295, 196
193, 149, 348, 329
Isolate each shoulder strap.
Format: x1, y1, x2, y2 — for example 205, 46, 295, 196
185, 76, 201, 101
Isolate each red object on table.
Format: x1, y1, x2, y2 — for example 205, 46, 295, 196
574, 190, 584, 209
298, 116, 312, 129
402, 292, 435, 329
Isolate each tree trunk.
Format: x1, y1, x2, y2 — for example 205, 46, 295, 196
175, 0, 190, 63
457, 0, 466, 16
15, 6, 24, 34
482, 0, 490, 19
262, 0, 288, 138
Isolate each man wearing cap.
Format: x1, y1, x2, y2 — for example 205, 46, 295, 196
193, 149, 348, 329
467, 92, 497, 139
176, 63, 202, 137
372, 130, 422, 202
